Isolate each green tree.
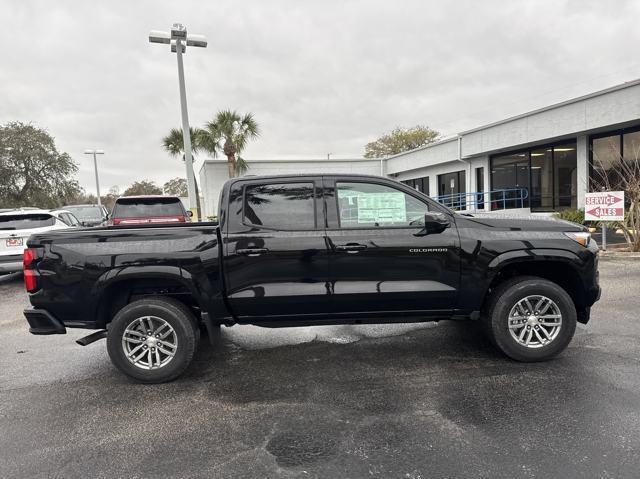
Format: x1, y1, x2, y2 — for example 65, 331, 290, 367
162, 127, 202, 219
123, 180, 162, 196
163, 177, 188, 196
364, 125, 440, 159
197, 110, 259, 178
101, 185, 121, 212
0, 121, 81, 208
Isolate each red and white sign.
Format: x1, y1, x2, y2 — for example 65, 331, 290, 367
585, 191, 625, 221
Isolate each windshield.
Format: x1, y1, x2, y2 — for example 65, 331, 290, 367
64, 206, 104, 220
113, 198, 185, 218
0, 214, 55, 230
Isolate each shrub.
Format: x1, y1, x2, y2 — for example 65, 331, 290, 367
554, 209, 585, 225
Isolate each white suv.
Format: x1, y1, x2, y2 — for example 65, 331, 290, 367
0, 209, 73, 274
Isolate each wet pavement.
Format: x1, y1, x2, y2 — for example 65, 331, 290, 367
1, 259, 639, 478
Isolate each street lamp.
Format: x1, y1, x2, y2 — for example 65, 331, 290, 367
84, 149, 105, 206
149, 23, 207, 219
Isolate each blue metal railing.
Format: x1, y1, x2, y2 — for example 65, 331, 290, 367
434, 188, 529, 211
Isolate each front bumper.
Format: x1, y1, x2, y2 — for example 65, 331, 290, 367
0, 254, 23, 274
24, 308, 66, 335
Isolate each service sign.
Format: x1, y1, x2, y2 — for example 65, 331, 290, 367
584, 191, 625, 221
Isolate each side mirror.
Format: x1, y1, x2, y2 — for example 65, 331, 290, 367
417, 212, 450, 235
186, 210, 194, 217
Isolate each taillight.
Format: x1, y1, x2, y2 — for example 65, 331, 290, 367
23, 248, 39, 293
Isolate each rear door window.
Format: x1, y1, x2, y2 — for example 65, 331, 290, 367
0, 214, 56, 230
243, 182, 316, 230
113, 198, 185, 218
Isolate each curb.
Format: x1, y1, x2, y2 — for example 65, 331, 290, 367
598, 252, 640, 260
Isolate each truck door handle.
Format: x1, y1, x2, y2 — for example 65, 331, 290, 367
236, 248, 269, 256
335, 243, 367, 253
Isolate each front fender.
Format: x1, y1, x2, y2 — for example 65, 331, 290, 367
487, 248, 584, 271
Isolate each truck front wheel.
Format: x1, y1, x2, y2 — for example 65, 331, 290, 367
485, 276, 577, 362
106, 297, 199, 383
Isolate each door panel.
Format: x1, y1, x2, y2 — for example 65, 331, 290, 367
223, 179, 330, 320
325, 179, 460, 317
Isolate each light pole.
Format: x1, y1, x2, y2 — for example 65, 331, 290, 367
84, 149, 104, 206
149, 23, 207, 219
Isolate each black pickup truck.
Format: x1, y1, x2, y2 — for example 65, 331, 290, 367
23, 174, 601, 383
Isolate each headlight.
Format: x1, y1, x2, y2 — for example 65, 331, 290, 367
564, 231, 591, 247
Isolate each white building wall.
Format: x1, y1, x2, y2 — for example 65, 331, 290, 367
461, 80, 640, 157
386, 138, 459, 175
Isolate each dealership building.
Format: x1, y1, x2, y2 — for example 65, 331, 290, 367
200, 79, 640, 217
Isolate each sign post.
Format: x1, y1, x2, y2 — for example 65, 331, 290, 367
584, 191, 625, 251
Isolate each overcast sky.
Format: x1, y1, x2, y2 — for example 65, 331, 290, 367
3, 0, 640, 194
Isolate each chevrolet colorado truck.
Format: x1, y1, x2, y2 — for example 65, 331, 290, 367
23, 174, 601, 383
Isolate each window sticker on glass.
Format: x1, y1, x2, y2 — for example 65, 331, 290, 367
356, 192, 406, 223
337, 182, 428, 228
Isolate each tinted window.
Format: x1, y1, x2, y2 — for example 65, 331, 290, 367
243, 182, 315, 230
64, 206, 104, 220
0, 214, 55, 230
336, 182, 429, 228
113, 198, 185, 218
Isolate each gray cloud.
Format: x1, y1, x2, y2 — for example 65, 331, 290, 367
2, 0, 640, 194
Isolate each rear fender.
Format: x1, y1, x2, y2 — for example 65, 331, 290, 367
93, 265, 208, 325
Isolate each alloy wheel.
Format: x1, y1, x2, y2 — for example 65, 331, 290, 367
507, 295, 562, 349
121, 316, 178, 370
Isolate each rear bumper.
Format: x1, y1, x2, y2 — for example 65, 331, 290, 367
23, 308, 67, 335
0, 254, 23, 273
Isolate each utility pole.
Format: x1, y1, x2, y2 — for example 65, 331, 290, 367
84, 149, 105, 206
149, 24, 207, 219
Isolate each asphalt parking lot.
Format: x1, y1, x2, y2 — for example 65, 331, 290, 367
1, 259, 639, 479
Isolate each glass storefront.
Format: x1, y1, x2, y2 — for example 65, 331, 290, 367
490, 142, 577, 211
590, 127, 640, 191
491, 152, 530, 209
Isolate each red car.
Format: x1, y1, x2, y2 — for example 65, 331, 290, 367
108, 196, 192, 226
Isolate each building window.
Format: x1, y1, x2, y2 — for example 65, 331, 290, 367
401, 176, 429, 195
530, 148, 553, 209
590, 126, 640, 192
437, 170, 466, 210
491, 152, 530, 209
554, 144, 577, 209
490, 142, 577, 211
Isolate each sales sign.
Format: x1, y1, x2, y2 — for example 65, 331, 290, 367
584, 191, 625, 221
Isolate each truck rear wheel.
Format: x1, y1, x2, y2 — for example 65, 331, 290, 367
485, 276, 577, 362
106, 297, 199, 383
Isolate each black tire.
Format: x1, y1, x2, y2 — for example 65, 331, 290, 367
107, 297, 199, 383
485, 276, 577, 362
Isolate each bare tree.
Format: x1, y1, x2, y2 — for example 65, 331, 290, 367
591, 138, 640, 251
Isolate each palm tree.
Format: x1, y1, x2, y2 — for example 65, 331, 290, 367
162, 127, 203, 220
197, 110, 259, 178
